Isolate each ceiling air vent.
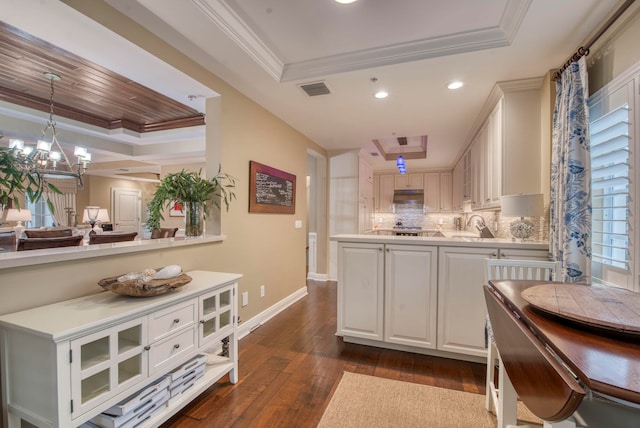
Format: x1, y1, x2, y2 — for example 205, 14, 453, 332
397, 137, 408, 146
298, 81, 331, 97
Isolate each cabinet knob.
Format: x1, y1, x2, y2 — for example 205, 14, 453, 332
144, 345, 150, 351
492, 252, 498, 257
200, 320, 205, 324
173, 344, 180, 349
173, 318, 180, 324
501, 252, 508, 258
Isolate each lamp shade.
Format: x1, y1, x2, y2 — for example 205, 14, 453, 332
500, 194, 544, 218
96, 209, 110, 223
82, 206, 101, 223
5, 208, 32, 223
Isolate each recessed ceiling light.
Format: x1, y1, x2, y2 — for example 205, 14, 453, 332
335, 0, 358, 4
447, 81, 464, 90
374, 90, 389, 99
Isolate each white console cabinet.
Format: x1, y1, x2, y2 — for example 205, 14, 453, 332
0, 270, 240, 428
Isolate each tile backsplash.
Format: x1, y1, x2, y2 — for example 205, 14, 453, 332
372, 204, 549, 242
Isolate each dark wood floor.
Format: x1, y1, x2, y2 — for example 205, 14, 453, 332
162, 280, 486, 427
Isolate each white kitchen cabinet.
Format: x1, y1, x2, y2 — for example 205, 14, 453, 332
424, 173, 440, 213
384, 244, 438, 349
452, 161, 464, 211
394, 173, 423, 190
470, 124, 487, 209
437, 246, 549, 357
461, 79, 543, 211
0, 271, 240, 428
486, 99, 503, 206
337, 242, 438, 349
337, 242, 384, 341
437, 246, 496, 357
376, 174, 395, 213
439, 172, 452, 212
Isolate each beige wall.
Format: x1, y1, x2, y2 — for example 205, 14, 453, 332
1, 1, 328, 324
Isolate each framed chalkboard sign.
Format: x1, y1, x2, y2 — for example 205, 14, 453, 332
249, 161, 296, 214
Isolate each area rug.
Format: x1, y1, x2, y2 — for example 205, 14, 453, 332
317, 372, 542, 428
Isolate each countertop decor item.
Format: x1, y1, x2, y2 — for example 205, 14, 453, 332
99, 265, 192, 297
500, 193, 544, 241
146, 166, 236, 236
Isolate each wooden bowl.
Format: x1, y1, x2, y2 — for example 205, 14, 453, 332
99, 273, 192, 297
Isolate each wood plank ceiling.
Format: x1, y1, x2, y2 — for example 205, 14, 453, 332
0, 20, 205, 133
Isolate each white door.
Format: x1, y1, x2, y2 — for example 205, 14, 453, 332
112, 188, 141, 233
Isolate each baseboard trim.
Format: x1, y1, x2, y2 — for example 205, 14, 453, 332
237, 285, 309, 340
306, 272, 327, 281
341, 336, 485, 364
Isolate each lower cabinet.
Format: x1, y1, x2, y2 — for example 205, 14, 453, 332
337, 241, 548, 359
337, 242, 384, 340
337, 242, 438, 349
0, 270, 241, 428
384, 244, 438, 349
437, 246, 549, 357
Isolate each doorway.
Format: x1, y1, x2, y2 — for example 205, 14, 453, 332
307, 150, 327, 281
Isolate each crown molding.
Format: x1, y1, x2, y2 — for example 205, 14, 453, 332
194, 0, 532, 82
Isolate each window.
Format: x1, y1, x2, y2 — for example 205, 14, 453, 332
26, 198, 56, 228
589, 73, 636, 291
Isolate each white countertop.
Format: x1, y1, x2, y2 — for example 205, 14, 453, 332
0, 235, 227, 270
331, 233, 548, 250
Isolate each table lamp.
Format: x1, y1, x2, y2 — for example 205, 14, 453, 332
500, 193, 544, 241
82, 206, 101, 236
6, 208, 32, 238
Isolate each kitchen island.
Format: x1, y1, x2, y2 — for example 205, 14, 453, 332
331, 233, 548, 362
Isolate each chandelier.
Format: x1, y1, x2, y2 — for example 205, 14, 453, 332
8, 72, 91, 187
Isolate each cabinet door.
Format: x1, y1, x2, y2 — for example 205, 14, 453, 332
437, 246, 497, 357
377, 175, 395, 212
337, 242, 384, 340
394, 173, 423, 189
452, 162, 463, 210
439, 172, 452, 212
424, 173, 440, 212
487, 99, 503, 206
385, 245, 438, 349
471, 126, 487, 209
70, 317, 148, 417
199, 283, 235, 347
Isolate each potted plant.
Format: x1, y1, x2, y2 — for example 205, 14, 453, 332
0, 146, 58, 221
146, 166, 236, 236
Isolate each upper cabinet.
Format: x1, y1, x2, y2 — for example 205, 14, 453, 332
394, 173, 424, 190
375, 174, 395, 213
374, 172, 452, 213
454, 78, 543, 211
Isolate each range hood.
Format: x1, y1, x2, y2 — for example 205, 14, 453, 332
393, 189, 424, 205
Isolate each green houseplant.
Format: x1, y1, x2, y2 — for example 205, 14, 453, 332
146, 167, 236, 236
0, 146, 59, 220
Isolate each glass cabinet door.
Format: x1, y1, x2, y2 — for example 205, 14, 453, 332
70, 317, 148, 417
199, 284, 234, 346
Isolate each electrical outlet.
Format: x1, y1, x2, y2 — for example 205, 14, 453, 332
242, 291, 248, 307
260, 285, 265, 298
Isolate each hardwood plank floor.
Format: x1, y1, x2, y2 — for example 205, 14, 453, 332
162, 280, 486, 427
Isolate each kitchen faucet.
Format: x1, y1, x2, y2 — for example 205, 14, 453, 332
466, 215, 495, 238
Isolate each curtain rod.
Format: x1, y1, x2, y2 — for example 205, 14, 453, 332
552, 0, 636, 81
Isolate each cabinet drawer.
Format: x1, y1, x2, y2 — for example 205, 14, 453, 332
148, 301, 196, 342
148, 327, 196, 375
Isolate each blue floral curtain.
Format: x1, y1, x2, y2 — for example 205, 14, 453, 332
550, 57, 591, 283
